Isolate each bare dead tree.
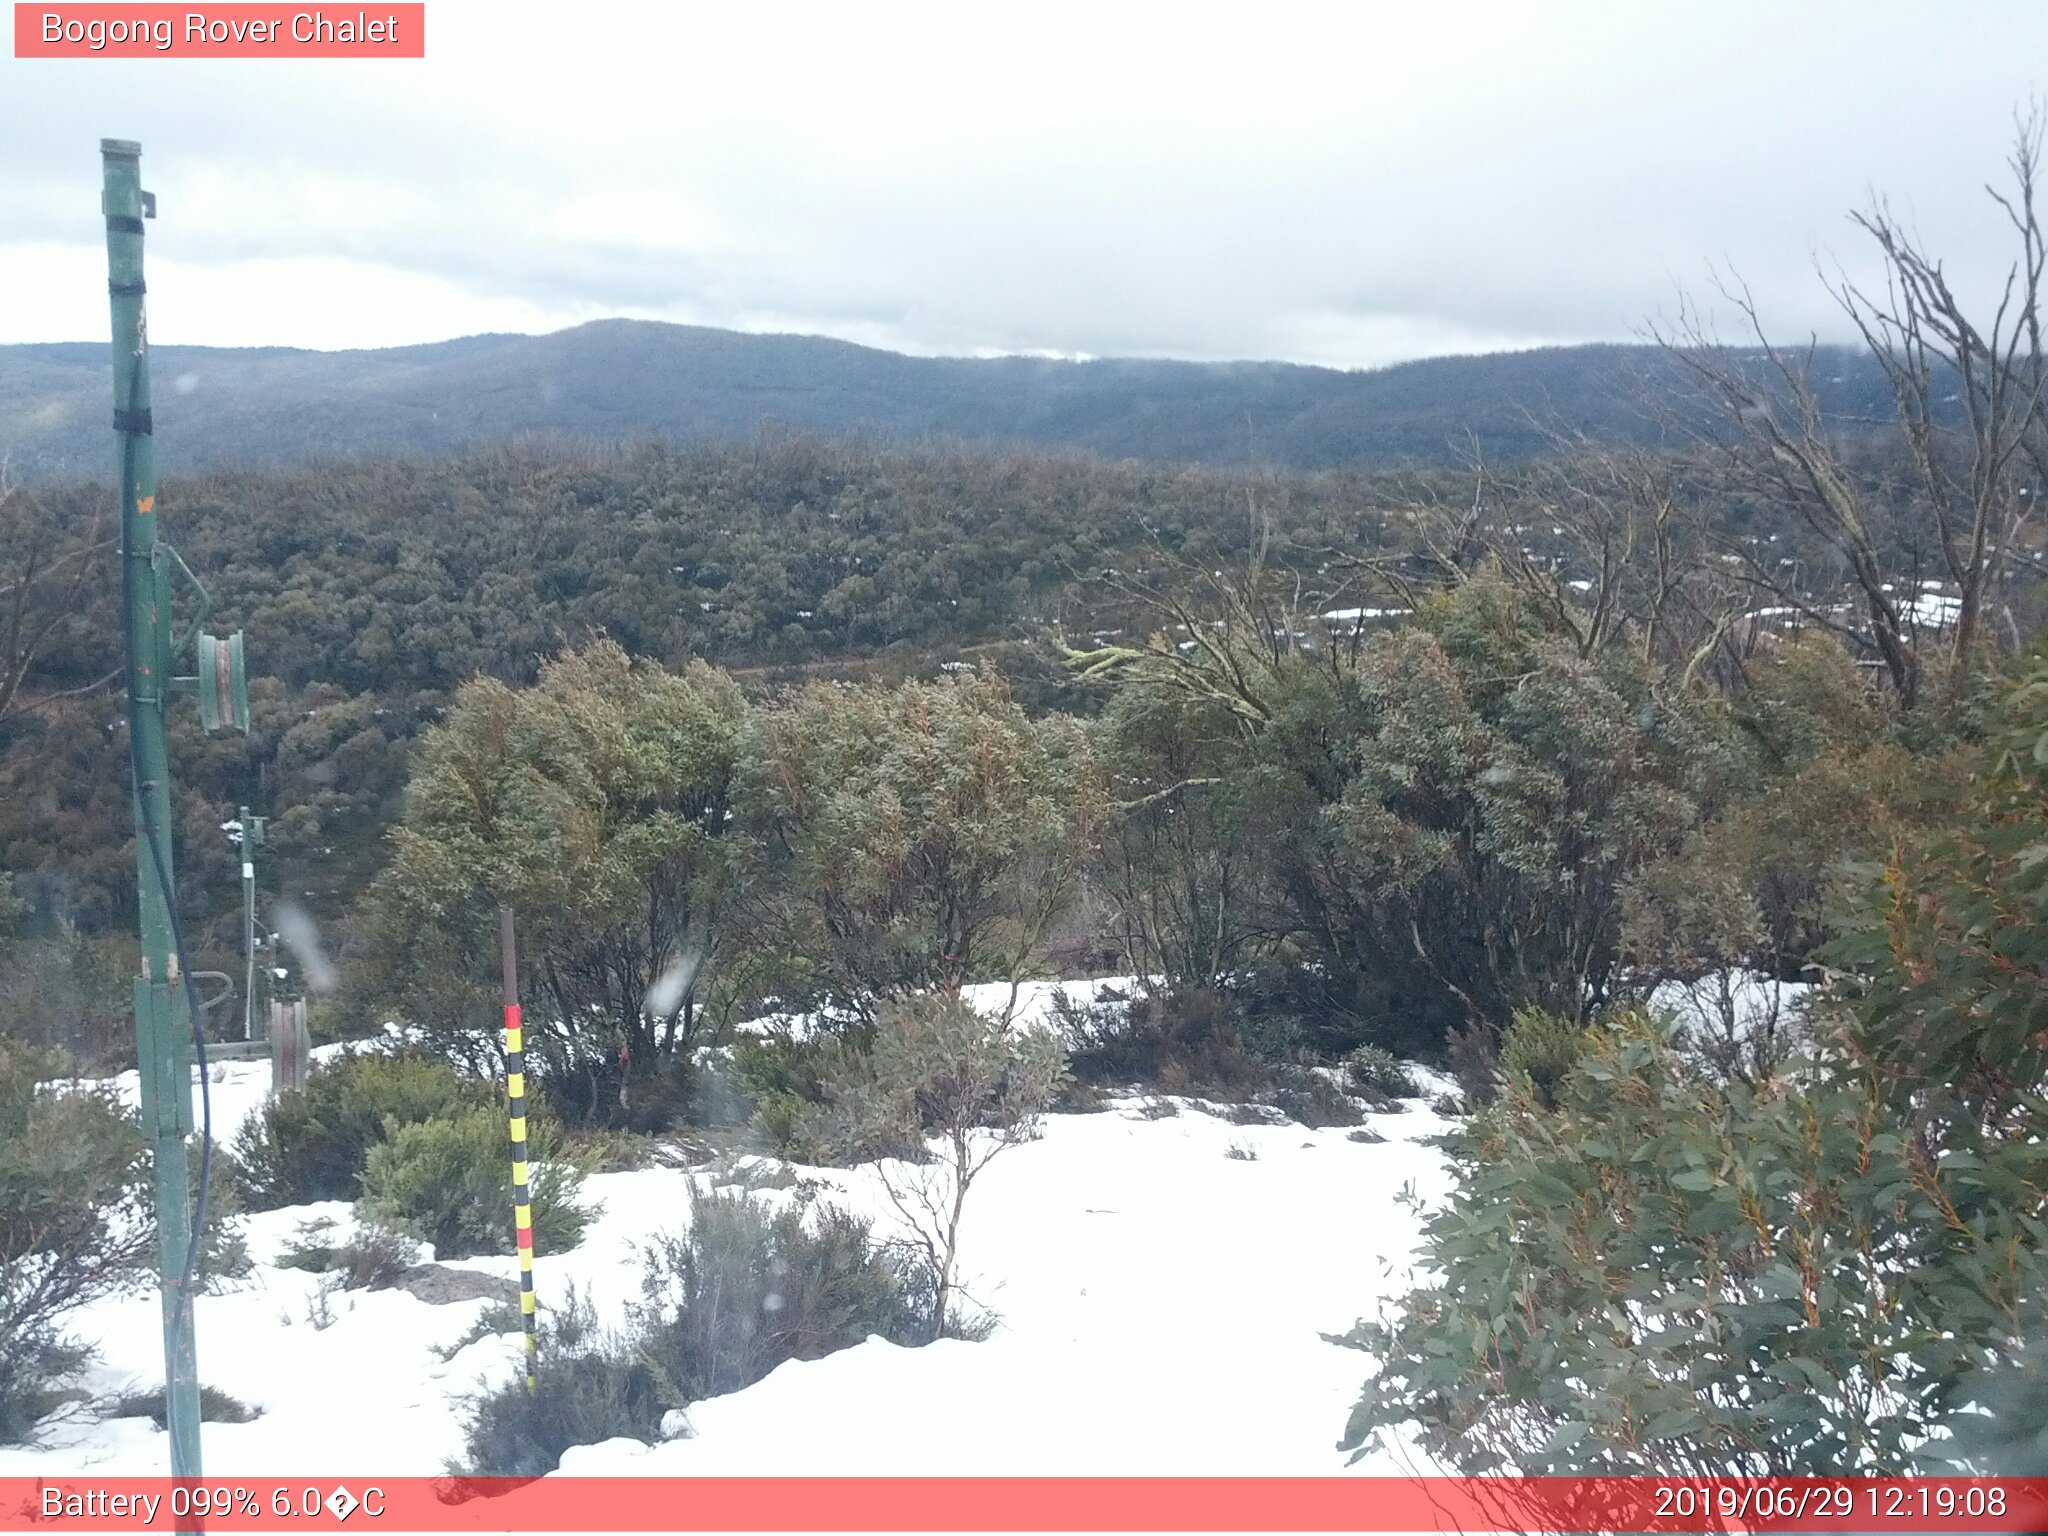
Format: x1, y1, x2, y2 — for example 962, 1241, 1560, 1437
1658, 109, 2048, 706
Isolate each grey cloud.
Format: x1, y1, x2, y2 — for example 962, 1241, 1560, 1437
1, 1, 2044, 365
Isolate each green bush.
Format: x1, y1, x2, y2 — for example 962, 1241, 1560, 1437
0, 1045, 150, 1443
1334, 1014, 2048, 1475
458, 1189, 931, 1476
194, 1150, 252, 1292
640, 1185, 933, 1401
359, 1105, 590, 1260
112, 1385, 258, 1427
562, 1126, 658, 1173
0, 928, 135, 1074
231, 1051, 492, 1209
1342, 1045, 1419, 1101
275, 1218, 421, 1289
1497, 1005, 1588, 1110
727, 1030, 833, 1157
456, 1288, 662, 1478
1263, 1065, 1363, 1128
1053, 986, 1269, 1096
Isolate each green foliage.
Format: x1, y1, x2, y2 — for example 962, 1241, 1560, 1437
112, 1385, 258, 1427
637, 1185, 935, 1401
562, 1127, 658, 1173
1835, 644, 2048, 1124
1078, 573, 1729, 1059
194, 1153, 252, 1293
1497, 1006, 1589, 1110
0, 925, 135, 1073
359, 1104, 591, 1260
357, 641, 749, 1118
747, 673, 1105, 1013
1265, 1064, 1364, 1128
0, 1044, 149, 1443
805, 992, 1067, 1337
275, 1218, 422, 1290
1624, 633, 1918, 1007
459, 1188, 932, 1476
231, 1050, 491, 1209
1094, 687, 1273, 991
1053, 985, 1293, 1098
1342, 1044, 1419, 1100
1335, 1014, 2047, 1475
726, 1030, 835, 1157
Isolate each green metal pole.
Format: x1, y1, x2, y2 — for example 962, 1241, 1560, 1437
103, 137, 204, 1489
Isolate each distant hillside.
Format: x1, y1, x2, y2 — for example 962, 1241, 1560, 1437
0, 321, 1896, 483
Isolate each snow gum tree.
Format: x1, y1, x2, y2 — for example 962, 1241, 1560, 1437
744, 671, 1105, 1020
356, 640, 748, 1117
1340, 650, 2048, 1476
1078, 571, 1729, 1060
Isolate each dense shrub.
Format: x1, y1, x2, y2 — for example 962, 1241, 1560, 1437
1334, 1014, 2048, 1475
1054, 986, 1268, 1095
111, 1385, 258, 1427
275, 1218, 421, 1290
459, 1188, 930, 1476
359, 1104, 590, 1260
727, 1029, 836, 1156
231, 1051, 491, 1209
194, 1154, 252, 1292
0, 1045, 150, 1442
1342, 1045, 1419, 1101
1496, 1006, 1588, 1110
638, 1185, 934, 1400
1263, 1065, 1363, 1128
0, 927, 135, 1073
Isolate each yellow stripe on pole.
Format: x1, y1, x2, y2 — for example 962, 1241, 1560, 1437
507, 1071, 525, 1098
521, 1290, 536, 1314
508, 1115, 526, 1142
515, 1202, 532, 1228
505, 1026, 522, 1054
512, 1160, 529, 1186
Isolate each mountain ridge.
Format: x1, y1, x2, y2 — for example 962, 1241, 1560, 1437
0, 319, 1890, 483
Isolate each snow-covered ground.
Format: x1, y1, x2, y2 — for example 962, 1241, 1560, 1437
9, 1036, 1452, 1478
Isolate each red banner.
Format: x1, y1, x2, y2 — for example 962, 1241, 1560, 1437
13, 4, 424, 57
4, 1477, 2047, 1533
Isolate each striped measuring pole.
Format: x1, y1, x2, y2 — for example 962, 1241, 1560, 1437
499, 906, 539, 1394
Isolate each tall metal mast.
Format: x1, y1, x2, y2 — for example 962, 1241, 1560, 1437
104, 136, 250, 1491
103, 135, 204, 1485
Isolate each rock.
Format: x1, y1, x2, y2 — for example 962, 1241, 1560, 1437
391, 1264, 519, 1307
659, 1409, 696, 1441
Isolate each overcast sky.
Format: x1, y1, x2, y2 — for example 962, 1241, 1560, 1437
2, 1, 2044, 367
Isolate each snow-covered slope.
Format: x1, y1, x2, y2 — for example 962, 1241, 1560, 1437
5, 1090, 1450, 1478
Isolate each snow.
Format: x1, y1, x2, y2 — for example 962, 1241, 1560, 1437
9, 1042, 1451, 1479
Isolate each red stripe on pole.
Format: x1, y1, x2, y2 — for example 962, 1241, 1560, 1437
5, 1478, 2047, 1533
515, 1225, 533, 1251
503, 1003, 521, 1035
